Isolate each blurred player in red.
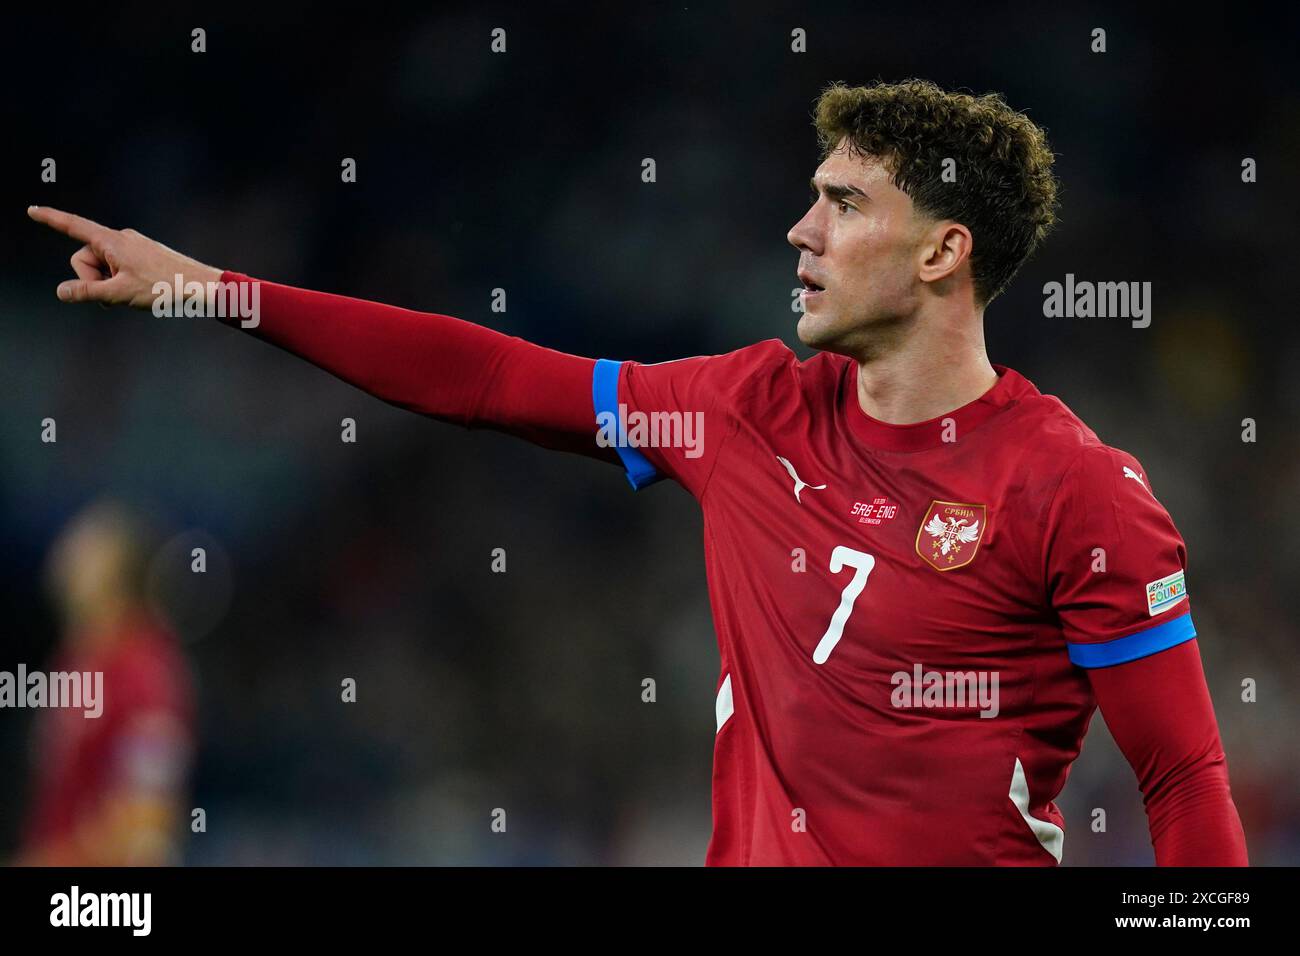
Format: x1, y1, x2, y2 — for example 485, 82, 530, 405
27, 79, 1247, 865
17, 500, 195, 866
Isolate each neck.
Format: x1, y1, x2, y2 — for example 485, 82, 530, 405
852, 305, 996, 424
69, 597, 135, 650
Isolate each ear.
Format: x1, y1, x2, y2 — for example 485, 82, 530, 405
917, 221, 973, 287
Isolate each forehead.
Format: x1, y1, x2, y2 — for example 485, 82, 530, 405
813, 140, 896, 191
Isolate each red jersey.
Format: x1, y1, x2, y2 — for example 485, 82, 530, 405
597, 340, 1197, 865
23, 613, 195, 855
217, 272, 1244, 865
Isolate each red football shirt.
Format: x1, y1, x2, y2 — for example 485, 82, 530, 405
23, 613, 195, 857
596, 340, 1196, 865
213, 273, 1240, 864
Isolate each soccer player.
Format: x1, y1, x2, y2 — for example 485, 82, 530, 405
27, 79, 1247, 866
17, 500, 195, 866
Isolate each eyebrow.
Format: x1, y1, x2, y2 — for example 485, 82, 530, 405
809, 176, 869, 201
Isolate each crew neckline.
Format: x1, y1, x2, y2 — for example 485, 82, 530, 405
840, 359, 1030, 452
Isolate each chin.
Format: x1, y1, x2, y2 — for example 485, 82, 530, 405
796, 309, 845, 350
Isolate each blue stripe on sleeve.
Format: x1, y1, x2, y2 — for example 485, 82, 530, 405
1067, 610, 1196, 668
593, 359, 662, 491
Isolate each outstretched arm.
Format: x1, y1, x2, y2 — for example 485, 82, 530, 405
27, 205, 618, 461
1087, 638, 1248, 866
214, 270, 615, 457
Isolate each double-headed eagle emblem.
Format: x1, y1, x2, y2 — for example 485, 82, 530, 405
915, 500, 988, 571
923, 514, 981, 555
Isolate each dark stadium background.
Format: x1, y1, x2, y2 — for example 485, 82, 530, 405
1, 3, 1296, 864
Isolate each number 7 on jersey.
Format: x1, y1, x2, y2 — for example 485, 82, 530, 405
813, 545, 876, 664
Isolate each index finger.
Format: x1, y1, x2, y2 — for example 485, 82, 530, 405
27, 205, 112, 245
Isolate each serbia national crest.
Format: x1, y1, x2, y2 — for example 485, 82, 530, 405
915, 500, 987, 571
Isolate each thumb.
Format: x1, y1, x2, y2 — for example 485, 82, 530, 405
57, 279, 96, 302
56, 275, 122, 304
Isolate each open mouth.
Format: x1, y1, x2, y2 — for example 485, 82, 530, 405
798, 271, 826, 293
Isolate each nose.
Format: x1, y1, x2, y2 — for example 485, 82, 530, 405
787, 202, 823, 255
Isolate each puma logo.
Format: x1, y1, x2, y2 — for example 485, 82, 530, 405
776, 455, 827, 504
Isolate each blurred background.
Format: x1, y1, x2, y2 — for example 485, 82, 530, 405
0, 2, 1296, 864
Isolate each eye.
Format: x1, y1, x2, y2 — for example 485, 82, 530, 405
837, 199, 852, 214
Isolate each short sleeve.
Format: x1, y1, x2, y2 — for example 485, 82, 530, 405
593, 339, 793, 498
1043, 444, 1196, 668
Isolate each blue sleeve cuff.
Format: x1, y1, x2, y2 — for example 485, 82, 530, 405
1067, 611, 1196, 668
593, 358, 663, 491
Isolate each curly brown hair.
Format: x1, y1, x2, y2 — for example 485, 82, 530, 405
813, 78, 1059, 306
